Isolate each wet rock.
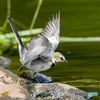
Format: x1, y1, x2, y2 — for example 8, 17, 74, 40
0, 67, 29, 86
24, 83, 89, 100
20, 70, 51, 83
0, 67, 91, 100
0, 56, 11, 67
0, 82, 33, 100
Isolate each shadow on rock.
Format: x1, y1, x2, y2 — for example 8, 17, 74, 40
20, 70, 51, 83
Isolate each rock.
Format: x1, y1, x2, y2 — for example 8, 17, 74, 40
24, 83, 89, 100
0, 82, 33, 100
0, 67, 91, 100
20, 70, 51, 83
0, 67, 29, 86
0, 56, 11, 67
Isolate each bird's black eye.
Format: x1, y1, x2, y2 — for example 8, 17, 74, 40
60, 57, 63, 60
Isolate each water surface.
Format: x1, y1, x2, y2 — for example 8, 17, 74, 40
6, 42, 100, 99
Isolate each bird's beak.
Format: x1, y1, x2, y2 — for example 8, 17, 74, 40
63, 59, 69, 64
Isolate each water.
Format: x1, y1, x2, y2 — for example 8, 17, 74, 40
6, 42, 100, 99
1, 0, 100, 99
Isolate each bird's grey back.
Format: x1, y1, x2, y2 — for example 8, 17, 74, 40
23, 34, 52, 65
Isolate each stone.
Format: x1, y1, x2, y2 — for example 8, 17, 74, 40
0, 56, 11, 67
0, 67, 29, 86
0, 67, 91, 100
24, 83, 90, 100
0, 82, 33, 100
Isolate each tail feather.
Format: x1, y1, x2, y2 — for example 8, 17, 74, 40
8, 17, 24, 47
8, 17, 27, 63
18, 63, 27, 72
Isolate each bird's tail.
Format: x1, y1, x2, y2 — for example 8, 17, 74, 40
8, 17, 24, 47
8, 17, 27, 63
18, 63, 27, 72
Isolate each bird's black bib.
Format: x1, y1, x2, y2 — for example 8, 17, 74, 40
51, 61, 57, 68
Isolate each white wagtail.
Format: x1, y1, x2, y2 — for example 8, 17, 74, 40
8, 12, 68, 82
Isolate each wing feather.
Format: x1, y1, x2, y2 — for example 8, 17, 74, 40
23, 35, 52, 64
42, 12, 60, 52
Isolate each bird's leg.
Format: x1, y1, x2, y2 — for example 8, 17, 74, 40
33, 72, 39, 83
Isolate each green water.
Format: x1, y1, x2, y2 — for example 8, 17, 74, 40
6, 42, 100, 99
1, 0, 100, 99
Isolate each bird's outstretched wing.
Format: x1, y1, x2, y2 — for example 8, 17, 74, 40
42, 12, 60, 52
23, 34, 52, 65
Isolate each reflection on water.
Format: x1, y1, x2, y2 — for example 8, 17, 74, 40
6, 42, 100, 99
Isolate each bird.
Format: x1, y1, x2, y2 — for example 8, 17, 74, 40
8, 12, 68, 82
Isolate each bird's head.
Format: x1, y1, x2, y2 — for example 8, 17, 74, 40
52, 52, 69, 64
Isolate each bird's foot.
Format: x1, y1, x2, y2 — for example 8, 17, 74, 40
33, 72, 39, 83
33, 77, 39, 83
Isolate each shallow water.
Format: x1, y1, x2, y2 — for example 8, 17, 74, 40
5, 42, 100, 99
